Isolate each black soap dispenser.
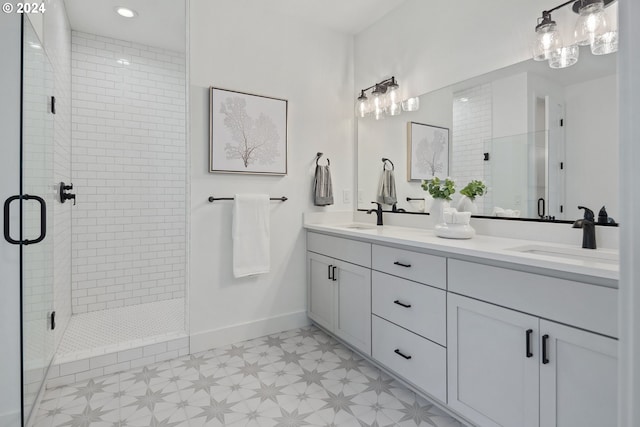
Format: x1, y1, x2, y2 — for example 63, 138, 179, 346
598, 206, 608, 225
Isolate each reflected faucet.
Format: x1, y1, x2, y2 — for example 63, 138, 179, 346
367, 202, 384, 226
572, 206, 596, 249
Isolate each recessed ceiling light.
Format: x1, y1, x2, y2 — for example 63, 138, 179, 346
115, 7, 137, 18
458, 97, 469, 103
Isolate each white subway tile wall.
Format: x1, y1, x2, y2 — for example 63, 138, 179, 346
70, 32, 186, 313
452, 84, 493, 213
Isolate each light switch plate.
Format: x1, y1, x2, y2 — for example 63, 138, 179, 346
342, 189, 351, 204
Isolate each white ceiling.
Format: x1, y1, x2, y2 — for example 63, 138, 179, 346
63, 0, 407, 53
63, 0, 187, 52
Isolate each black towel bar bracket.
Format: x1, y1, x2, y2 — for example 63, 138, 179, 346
208, 196, 288, 203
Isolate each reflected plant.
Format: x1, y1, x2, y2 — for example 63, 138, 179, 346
421, 177, 455, 201
460, 180, 487, 201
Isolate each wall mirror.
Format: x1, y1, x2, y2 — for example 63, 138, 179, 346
357, 52, 618, 223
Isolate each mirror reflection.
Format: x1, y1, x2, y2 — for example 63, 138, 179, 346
357, 52, 617, 222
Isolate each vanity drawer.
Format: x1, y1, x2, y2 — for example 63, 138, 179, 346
448, 259, 618, 338
372, 245, 446, 289
372, 271, 446, 345
372, 315, 447, 403
307, 232, 371, 268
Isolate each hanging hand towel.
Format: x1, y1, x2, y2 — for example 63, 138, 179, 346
232, 194, 270, 278
376, 169, 397, 205
313, 164, 334, 206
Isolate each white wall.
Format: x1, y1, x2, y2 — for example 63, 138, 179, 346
189, 0, 355, 352
354, 0, 565, 102
0, 11, 24, 427
564, 74, 618, 220
71, 32, 187, 313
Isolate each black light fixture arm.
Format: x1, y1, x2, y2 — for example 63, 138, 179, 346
543, 0, 576, 16
359, 76, 397, 97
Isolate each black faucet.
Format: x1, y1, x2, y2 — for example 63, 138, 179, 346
572, 206, 596, 249
392, 203, 406, 213
367, 202, 384, 226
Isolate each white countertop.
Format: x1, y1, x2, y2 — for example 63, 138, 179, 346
304, 222, 619, 283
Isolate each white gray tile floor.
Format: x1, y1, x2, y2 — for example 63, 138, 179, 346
34, 326, 466, 427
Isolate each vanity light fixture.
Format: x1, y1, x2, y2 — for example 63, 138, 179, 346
115, 6, 137, 18
356, 76, 419, 120
532, 0, 617, 69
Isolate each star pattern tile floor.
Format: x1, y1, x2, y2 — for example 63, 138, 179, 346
34, 326, 467, 427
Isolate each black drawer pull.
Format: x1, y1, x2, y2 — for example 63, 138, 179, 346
328, 265, 333, 280
332, 266, 337, 281
393, 261, 411, 268
542, 334, 550, 364
393, 300, 412, 308
525, 329, 533, 358
394, 349, 412, 360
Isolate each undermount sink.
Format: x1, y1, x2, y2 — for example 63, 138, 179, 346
335, 223, 377, 230
508, 244, 619, 265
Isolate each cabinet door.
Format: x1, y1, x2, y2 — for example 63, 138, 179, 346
334, 259, 372, 355
539, 319, 617, 427
448, 294, 539, 427
307, 252, 335, 331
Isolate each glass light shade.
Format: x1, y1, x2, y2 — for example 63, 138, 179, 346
385, 86, 401, 116
549, 44, 580, 69
356, 97, 370, 118
591, 31, 618, 55
372, 93, 385, 120
574, 1, 608, 46
401, 97, 419, 112
533, 22, 563, 61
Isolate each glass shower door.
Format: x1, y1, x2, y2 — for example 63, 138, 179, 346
21, 18, 55, 425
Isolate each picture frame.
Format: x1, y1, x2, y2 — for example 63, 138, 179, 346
209, 87, 288, 175
407, 121, 450, 181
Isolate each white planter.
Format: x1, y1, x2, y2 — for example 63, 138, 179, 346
430, 199, 449, 225
457, 195, 478, 214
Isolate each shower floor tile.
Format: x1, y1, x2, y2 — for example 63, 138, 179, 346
56, 299, 186, 363
35, 326, 467, 427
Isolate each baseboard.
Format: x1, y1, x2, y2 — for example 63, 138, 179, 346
189, 310, 310, 354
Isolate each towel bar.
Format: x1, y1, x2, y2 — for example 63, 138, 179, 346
208, 196, 288, 203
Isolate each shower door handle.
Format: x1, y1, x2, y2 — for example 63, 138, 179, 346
3, 194, 47, 245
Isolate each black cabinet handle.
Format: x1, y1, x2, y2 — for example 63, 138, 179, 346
393, 300, 412, 308
328, 265, 333, 280
394, 261, 411, 268
332, 266, 337, 281
394, 349, 412, 360
525, 329, 533, 358
542, 334, 550, 364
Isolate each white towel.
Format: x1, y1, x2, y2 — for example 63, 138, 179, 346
232, 194, 270, 278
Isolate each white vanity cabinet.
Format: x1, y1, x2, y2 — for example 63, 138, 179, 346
305, 226, 618, 427
448, 293, 617, 427
307, 233, 372, 355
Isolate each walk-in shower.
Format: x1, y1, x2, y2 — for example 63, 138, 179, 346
0, 2, 188, 425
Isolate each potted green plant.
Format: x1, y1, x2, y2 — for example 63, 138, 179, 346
457, 180, 487, 213
421, 177, 455, 224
